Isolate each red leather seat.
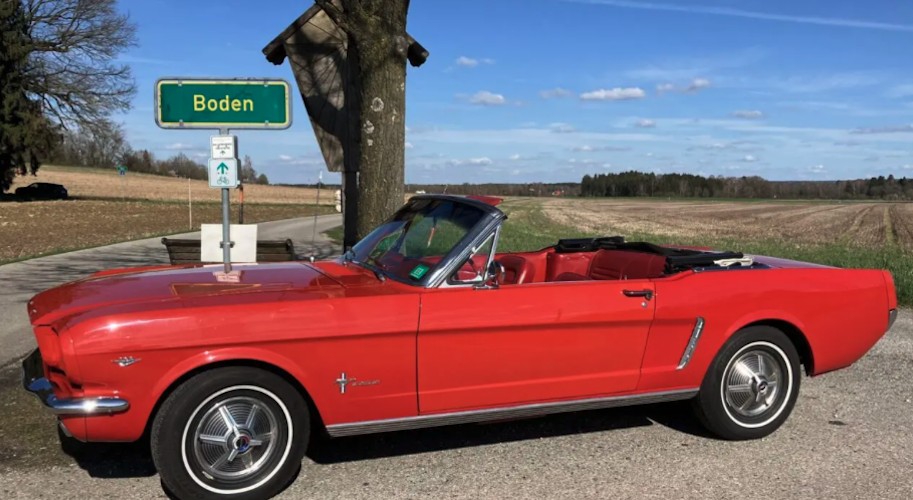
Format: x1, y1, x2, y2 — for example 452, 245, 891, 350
588, 249, 666, 280
499, 254, 535, 284
545, 252, 592, 281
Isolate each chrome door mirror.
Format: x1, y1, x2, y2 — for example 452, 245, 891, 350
484, 260, 505, 288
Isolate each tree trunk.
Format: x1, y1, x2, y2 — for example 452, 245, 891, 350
342, 0, 409, 241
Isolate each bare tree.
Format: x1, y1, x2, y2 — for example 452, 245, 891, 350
241, 155, 257, 183
22, 0, 138, 130
50, 119, 126, 168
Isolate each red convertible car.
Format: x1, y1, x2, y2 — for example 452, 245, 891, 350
23, 194, 896, 499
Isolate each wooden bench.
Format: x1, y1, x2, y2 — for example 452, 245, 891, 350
161, 238, 297, 265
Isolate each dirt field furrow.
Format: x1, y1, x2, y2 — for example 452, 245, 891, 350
889, 204, 913, 250
540, 198, 912, 251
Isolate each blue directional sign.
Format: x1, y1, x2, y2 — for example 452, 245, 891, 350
208, 158, 239, 188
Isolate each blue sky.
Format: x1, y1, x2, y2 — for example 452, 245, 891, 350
116, 0, 913, 184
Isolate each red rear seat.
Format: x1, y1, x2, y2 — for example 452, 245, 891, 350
588, 249, 666, 280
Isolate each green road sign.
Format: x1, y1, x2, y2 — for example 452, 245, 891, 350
155, 78, 292, 129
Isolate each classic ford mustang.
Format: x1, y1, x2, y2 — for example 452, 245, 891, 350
22, 194, 897, 499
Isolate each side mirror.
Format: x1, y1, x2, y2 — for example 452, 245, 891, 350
486, 260, 505, 287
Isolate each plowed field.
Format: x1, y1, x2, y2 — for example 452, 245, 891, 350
538, 198, 913, 251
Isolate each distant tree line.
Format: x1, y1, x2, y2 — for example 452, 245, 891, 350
581, 171, 913, 200
48, 120, 269, 184
405, 182, 582, 197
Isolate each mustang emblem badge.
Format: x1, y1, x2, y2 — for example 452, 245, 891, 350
336, 372, 350, 394
112, 356, 140, 367
335, 372, 380, 394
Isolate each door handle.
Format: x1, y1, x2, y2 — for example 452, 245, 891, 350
623, 289, 653, 300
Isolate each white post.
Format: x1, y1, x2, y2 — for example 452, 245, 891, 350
311, 170, 322, 251
188, 177, 192, 231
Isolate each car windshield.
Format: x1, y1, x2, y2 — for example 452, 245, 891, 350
350, 198, 489, 284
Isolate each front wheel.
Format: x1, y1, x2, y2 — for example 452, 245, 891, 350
151, 367, 309, 499
693, 326, 801, 440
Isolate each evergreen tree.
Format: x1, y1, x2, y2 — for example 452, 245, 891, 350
0, 0, 46, 191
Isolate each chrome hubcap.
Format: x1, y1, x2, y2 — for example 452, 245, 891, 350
724, 350, 782, 418
192, 397, 278, 481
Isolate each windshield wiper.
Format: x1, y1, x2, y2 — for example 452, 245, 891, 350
364, 256, 387, 282
346, 252, 386, 282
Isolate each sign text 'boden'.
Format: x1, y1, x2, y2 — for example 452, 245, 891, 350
155, 78, 291, 130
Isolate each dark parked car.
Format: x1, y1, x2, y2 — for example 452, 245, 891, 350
15, 182, 68, 200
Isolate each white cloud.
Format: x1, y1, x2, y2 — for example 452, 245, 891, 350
656, 83, 676, 94
165, 142, 196, 150
887, 84, 913, 98
580, 87, 646, 101
567, 158, 599, 165
634, 119, 656, 128
742, 154, 758, 162
685, 77, 711, 93
808, 164, 827, 174
550, 122, 577, 133
539, 87, 573, 99
276, 154, 324, 166
732, 110, 765, 119
509, 153, 522, 160
468, 90, 507, 106
571, 0, 913, 33
455, 56, 478, 67
770, 73, 882, 93
572, 144, 632, 152
455, 56, 493, 68
851, 124, 913, 134
511, 169, 521, 175
448, 157, 493, 166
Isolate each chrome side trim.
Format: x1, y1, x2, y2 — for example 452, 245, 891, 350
887, 309, 897, 333
326, 388, 698, 437
677, 317, 706, 370
21, 349, 130, 416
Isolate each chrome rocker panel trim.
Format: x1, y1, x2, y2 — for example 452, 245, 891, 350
326, 388, 698, 437
677, 316, 706, 370
21, 349, 130, 416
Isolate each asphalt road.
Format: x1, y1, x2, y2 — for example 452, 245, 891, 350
1, 224, 911, 499
0, 214, 342, 367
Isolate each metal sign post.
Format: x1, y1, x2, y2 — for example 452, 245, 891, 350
208, 130, 240, 274
221, 181, 231, 273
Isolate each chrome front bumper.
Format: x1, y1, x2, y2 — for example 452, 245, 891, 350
21, 349, 130, 415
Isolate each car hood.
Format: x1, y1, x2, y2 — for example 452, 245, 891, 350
27, 261, 373, 326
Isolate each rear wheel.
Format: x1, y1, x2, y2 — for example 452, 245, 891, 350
693, 326, 801, 440
151, 367, 309, 499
